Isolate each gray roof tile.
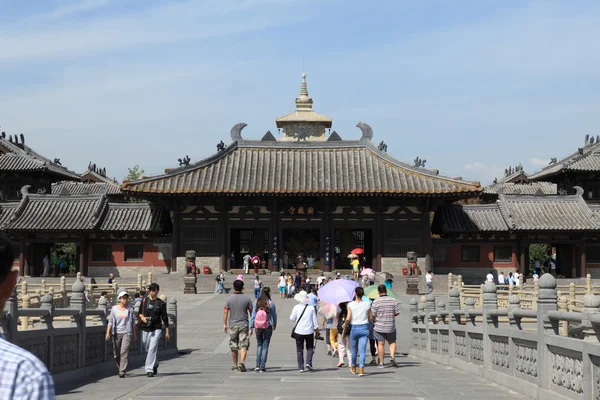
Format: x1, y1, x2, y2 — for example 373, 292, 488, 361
122, 141, 481, 196
483, 182, 557, 195
432, 204, 508, 233
51, 181, 121, 196
100, 203, 165, 232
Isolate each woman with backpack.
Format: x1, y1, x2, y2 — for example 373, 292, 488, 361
250, 287, 277, 372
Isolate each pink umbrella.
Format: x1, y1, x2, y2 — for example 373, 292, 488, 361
360, 268, 374, 276
318, 302, 337, 319
236, 274, 244, 281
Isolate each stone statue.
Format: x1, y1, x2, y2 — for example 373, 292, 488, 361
185, 250, 197, 275
217, 141, 226, 152
378, 141, 388, 152
178, 156, 191, 166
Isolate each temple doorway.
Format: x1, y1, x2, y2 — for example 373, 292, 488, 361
334, 229, 373, 269
230, 229, 269, 269
282, 228, 320, 269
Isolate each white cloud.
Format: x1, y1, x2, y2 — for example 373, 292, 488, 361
529, 157, 551, 168
461, 162, 504, 185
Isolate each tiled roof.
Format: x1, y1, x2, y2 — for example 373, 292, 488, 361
1, 187, 168, 233
0, 137, 80, 180
499, 191, 598, 231
80, 169, 120, 186
434, 187, 599, 234
529, 139, 600, 181
4, 194, 104, 232
100, 203, 165, 232
496, 169, 528, 184
121, 141, 481, 196
0, 203, 18, 228
52, 181, 122, 196
432, 204, 508, 234
276, 110, 333, 126
483, 182, 557, 195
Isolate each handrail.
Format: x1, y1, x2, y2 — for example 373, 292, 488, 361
512, 309, 536, 319
546, 310, 583, 324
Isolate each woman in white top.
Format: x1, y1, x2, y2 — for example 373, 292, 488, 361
290, 291, 320, 372
341, 287, 373, 377
277, 273, 287, 299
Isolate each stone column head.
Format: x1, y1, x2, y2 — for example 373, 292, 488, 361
409, 298, 418, 314
448, 287, 460, 310
537, 273, 557, 308
483, 281, 498, 309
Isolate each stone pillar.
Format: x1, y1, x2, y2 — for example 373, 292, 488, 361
147, 272, 153, 285
409, 298, 418, 314
582, 294, 600, 343
40, 293, 55, 328
536, 273, 558, 390
580, 243, 587, 278
18, 241, 25, 276
171, 211, 181, 273
482, 281, 497, 369
422, 204, 433, 274
418, 296, 426, 323
448, 287, 460, 357
97, 297, 109, 325
586, 273, 592, 295
79, 240, 89, 276
557, 293, 568, 336
168, 297, 178, 349
21, 293, 30, 331
508, 294, 521, 329
137, 274, 142, 292
426, 294, 436, 322
447, 273, 453, 291
70, 279, 87, 369
569, 282, 576, 312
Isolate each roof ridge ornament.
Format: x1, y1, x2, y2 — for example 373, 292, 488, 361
230, 122, 247, 142
295, 72, 313, 111
574, 186, 584, 196
356, 121, 373, 142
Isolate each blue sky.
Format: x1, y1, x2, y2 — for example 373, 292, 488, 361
0, 0, 599, 184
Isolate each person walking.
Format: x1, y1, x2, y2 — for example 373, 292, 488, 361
351, 257, 360, 280
336, 302, 352, 367
0, 232, 55, 398
243, 253, 251, 274
286, 273, 293, 298
497, 271, 505, 286
277, 272, 287, 299
224, 279, 253, 372
106, 291, 137, 378
250, 287, 277, 372
251, 254, 261, 274
371, 285, 400, 368
138, 283, 170, 377
342, 287, 373, 377
290, 290, 320, 373
216, 270, 226, 294
253, 275, 263, 299
486, 271, 494, 282
425, 270, 433, 294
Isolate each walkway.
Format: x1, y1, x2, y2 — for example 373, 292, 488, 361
56, 287, 532, 399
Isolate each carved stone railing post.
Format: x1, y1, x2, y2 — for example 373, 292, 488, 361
40, 292, 55, 369
582, 294, 600, 343
537, 273, 557, 390
21, 293, 30, 330
479, 284, 484, 308
76, 272, 82, 282
60, 276, 67, 307
586, 274, 592, 296
447, 273, 453, 291
569, 282, 576, 311
426, 294, 436, 322
97, 297, 109, 325
137, 274, 142, 292
457, 275, 464, 307
532, 280, 539, 310
418, 296, 426, 324
482, 281, 497, 369
557, 292, 568, 336
508, 294, 521, 329
20, 280, 27, 298
168, 297, 178, 349
41, 279, 46, 294
148, 272, 153, 285
447, 287, 460, 358
437, 301, 446, 323
70, 279, 87, 368
409, 298, 418, 314
508, 284, 513, 297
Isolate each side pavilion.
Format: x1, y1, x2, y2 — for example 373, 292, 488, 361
121, 74, 480, 274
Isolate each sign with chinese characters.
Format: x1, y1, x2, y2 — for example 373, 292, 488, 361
272, 234, 278, 266
285, 206, 317, 216
324, 234, 331, 265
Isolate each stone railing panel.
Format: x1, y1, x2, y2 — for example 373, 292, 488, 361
412, 273, 600, 400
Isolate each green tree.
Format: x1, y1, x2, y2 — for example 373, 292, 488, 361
528, 243, 550, 274
126, 165, 145, 181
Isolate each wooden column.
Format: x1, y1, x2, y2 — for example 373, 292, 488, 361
580, 241, 587, 278
19, 241, 27, 277
515, 237, 523, 274
269, 199, 279, 272
171, 210, 181, 272
422, 200, 433, 273
79, 239, 89, 276
322, 202, 332, 272
374, 200, 383, 272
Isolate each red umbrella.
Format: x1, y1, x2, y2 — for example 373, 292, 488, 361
351, 248, 364, 255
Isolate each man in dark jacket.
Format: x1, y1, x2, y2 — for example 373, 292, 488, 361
138, 283, 170, 377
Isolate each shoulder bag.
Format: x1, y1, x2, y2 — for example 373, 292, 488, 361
291, 305, 308, 339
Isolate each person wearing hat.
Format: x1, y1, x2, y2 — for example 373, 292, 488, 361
106, 291, 136, 378
290, 290, 320, 372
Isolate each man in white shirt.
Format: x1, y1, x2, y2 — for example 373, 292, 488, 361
514, 271, 520, 286
425, 271, 433, 294
497, 271, 505, 285
486, 271, 494, 282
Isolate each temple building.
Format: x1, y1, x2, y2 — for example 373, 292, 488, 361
121, 73, 481, 275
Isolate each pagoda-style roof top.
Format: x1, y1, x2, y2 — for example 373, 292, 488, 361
1, 186, 169, 234
529, 135, 600, 181
275, 73, 332, 129
121, 123, 481, 197
433, 186, 599, 234
0, 135, 80, 181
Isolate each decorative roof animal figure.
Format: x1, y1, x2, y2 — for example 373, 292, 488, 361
178, 155, 191, 166
413, 157, 426, 168
378, 141, 388, 153
53, 158, 61, 165
216, 141, 226, 152
549, 158, 557, 165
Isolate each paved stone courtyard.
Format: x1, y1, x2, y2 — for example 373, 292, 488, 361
55, 284, 533, 399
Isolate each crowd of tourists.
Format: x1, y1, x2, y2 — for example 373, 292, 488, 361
222, 271, 401, 377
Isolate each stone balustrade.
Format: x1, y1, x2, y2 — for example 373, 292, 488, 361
1, 278, 177, 384
413, 273, 600, 400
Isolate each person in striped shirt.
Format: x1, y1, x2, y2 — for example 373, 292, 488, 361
0, 231, 55, 399
371, 285, 401, 368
